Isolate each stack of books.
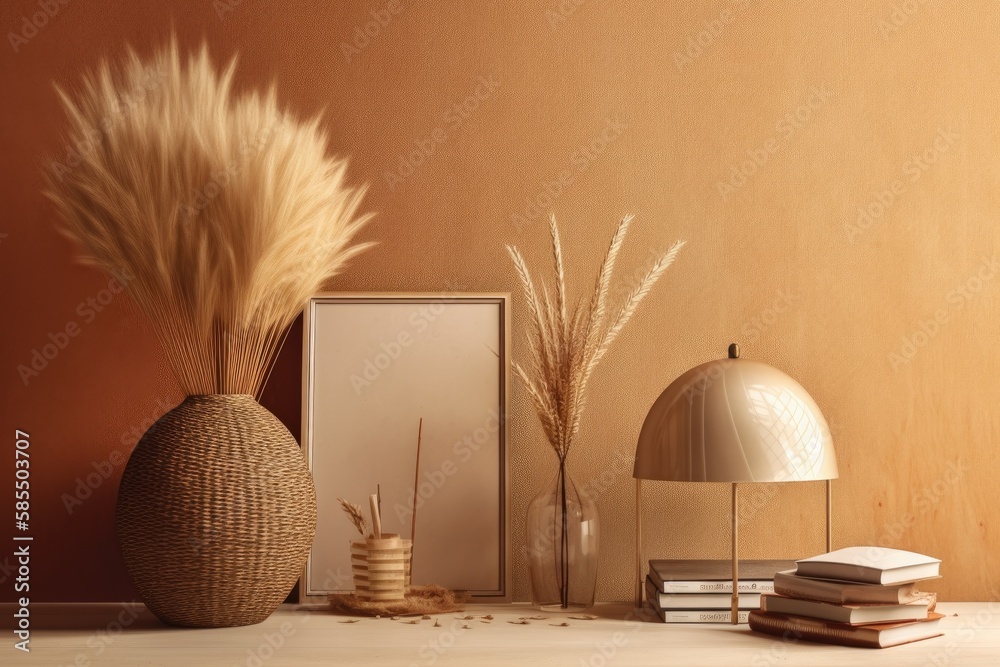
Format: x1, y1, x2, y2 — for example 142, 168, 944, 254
748, 546, 944, 648
645, 559, 795, 623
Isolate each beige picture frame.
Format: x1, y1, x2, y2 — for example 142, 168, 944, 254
299, 293, 511, 603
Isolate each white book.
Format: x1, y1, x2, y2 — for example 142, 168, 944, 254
646, 576, 761, 610
795, 547, 940, 585
648, 603, 749, 624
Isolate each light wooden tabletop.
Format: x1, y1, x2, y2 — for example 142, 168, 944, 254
7, 601, 1000, 666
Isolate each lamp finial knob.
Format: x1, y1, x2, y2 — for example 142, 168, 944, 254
728, 343, 740, 359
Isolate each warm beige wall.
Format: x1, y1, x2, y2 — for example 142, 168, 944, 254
2, 0, 997, 602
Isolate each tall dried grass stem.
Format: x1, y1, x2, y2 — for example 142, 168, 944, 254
44, 39, 373, 397
507, 216, 684, 460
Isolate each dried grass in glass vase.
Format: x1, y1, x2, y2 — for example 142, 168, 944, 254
43, 39, 374, 627
508, 214, 684, 611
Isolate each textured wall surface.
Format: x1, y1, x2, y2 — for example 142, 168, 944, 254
1, 0, 998, 603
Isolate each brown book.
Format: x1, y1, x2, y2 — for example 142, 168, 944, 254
774, 569, 939, 606
748, 610, 944, 649
760, 593, 930, 625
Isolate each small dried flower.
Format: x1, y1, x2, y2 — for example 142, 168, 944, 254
337, 498, 369, 537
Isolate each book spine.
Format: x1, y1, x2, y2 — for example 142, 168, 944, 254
662, 580, 775, 594
661, 610, 750, 623
657, 596, 760, 611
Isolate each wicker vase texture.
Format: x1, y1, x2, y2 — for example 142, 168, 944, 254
115, 394, 317, 628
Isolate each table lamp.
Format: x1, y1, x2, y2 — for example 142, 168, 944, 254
632, 343, 838, 623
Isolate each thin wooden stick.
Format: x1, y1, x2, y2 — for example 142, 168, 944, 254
410, 418, 424, 564
369, 494, 382, 539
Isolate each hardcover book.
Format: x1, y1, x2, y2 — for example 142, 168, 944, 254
648, 559, 793, 594
760, 593, 930, 625
647, 603, 749, 624
795, 547, 940, 585
645, 576, 761, 610
773, 569, 938, 606
748, 610, 944, 649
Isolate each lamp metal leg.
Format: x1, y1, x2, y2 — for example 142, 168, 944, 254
731, 482, 739, 625
635, 479, 643, 608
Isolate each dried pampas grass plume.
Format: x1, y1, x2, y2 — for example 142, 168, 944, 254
507, 214, 685, 460
337, 497, 369, 538
44, 38, 374, 396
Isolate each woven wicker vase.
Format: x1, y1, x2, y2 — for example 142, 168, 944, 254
115, 394, 317, 628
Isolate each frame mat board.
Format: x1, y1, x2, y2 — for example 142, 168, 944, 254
300, 294, 510, 602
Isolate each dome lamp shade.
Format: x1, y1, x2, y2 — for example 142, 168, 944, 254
631, 344, 838, 623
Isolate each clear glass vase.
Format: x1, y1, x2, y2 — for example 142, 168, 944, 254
525, 458, 600, 612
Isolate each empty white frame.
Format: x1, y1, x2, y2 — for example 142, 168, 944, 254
301, 293, 510, 602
